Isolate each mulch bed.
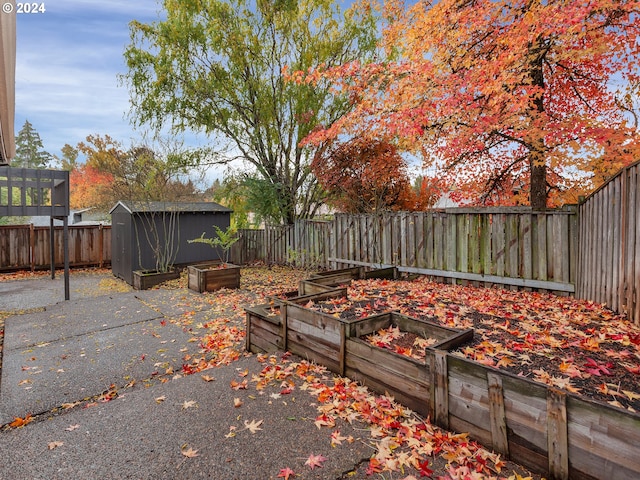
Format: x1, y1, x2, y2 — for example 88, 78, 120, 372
303, 276, 640, 412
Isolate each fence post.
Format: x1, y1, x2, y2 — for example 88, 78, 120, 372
30, 223, 35, 272
99, 224, 104, 268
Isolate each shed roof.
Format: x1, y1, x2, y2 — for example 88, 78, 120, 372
109, 200, 232, 215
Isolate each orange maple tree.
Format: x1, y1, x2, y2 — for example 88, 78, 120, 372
298, 0, 640, 209
311, 137, 423, 212
69, 164, 114, 209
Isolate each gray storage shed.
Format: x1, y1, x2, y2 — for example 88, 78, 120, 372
110, 200, 233, 285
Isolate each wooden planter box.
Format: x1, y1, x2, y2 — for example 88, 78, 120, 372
245, 303, 285, 353
244, 272, 640, 479
132, 269, 180, 290
188, 262, 240, 293
345, 312, 473, 418
246, 288, 349, 371
299, 266, 398, 295
245, 286, 473, 400
438, 352, 640, 480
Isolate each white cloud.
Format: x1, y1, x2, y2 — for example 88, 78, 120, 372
14, 1, 160, 155
13, 0, 225, 189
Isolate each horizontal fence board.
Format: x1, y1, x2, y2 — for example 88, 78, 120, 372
328, 258, 575, 292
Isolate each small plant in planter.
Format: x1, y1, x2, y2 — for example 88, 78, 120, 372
132, 208, 181, 290
187, 226, 241, 292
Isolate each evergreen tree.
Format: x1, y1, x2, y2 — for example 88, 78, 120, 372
12, 120, 53, 204
13, 120, 52, 169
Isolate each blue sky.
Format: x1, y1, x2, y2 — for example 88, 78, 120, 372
15, 0, 211, 171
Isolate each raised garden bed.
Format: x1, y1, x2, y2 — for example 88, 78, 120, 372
245, 284, 472, 416
246, 288, 348, 354
132, 268, 180, 290
187, 261, 240, 293
245, 272, 640, 479
345, 312, 472, 417
440, 351, 640, 480
299, 266, 398, 296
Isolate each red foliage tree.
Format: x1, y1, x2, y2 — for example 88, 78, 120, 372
298, 0, 640, 209
69, 164, 114, 209
311, 137, 418, 213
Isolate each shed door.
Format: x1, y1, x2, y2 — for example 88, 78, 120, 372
111, 212, 132, 284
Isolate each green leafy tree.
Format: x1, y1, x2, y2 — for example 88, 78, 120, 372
53, 144, 79, 171
122, 0, 378, 224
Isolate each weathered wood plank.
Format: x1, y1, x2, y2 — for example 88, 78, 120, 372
536, 214, 548, 282
446, 214, 457, 272
567, 395, 640, 479
481, 214, 492, 278
457, 214, 469, 274
424, 213, 434, 270
634, 166, 640, 324
432, 350, 448, 429
346, 339, 432, 417
447, 414, 492, 447
249, 325, 283, 353
505, 214, 519, 281
521, 214, 532, 282
345, 361, 431, 416
447, 358, 491, 432
286, 312, 342, 346
501, 375, 549, 453
610, 179, 621, 312
415, 213, 425, 269
488, 373, 509, 457
350, 313, 393, 337
433, 213, 444, 271
547, 388, 569, 480
288, 337, 341, 373
493, 214, 506, 277
346, 338, 432, 383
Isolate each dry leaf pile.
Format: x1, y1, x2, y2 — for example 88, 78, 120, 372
248, 353, 537, 480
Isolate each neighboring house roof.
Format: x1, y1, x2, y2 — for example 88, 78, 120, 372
23, 209, 107, 227
109, 200, 233, 215
433, 192, 460, 208
0, 9, 16, 164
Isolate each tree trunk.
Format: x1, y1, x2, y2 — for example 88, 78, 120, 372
528, 39, 547, 211
530, 152, 547, 211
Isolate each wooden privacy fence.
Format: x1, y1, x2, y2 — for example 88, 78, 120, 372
250, 208, 579, 295
0, 224, 111, 271
233, 221, 332, 268
577, 160, 640, 324
330, 208, 578, 293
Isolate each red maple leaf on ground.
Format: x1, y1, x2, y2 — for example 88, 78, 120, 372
277, 467, 295, 479
304, 453, 327, 470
